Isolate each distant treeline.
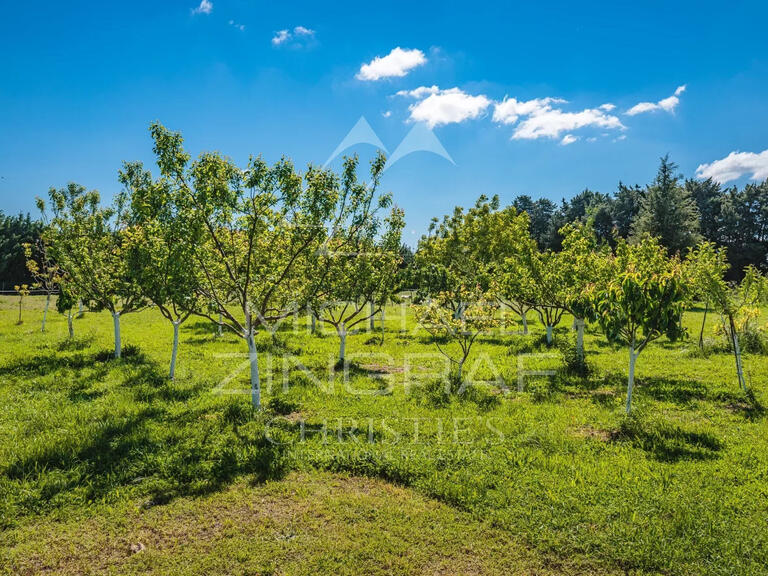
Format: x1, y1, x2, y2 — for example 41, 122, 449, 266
1, 156, 766, 286
504, 156, 766, 280
0, 212, 41, 289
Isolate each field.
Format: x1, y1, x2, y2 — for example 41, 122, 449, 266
1, 295, 767, 575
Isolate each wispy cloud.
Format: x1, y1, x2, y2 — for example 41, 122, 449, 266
272, 30, 290, 45
695, 150, 768, 183
272, 26, 316, 47
357, 48, 427, 81
229, 20, 245, 31
492, 97, 566, 125
493, 97, 624, 141
192, 0, 212, 15
626, 85, 686, 116
402, 86, 491, 128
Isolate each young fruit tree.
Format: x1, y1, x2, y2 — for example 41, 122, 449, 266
686, 242, 767, 392
146, 122, 371, 409
594, 235, 687, 414
23, 234, 61, 333
41, 184, 145, 357
557, 223, 612, 361
309, 156, 404, 364
414, 283, 499, 385
14, 284, 30, 324
414, 196, 531, 331
507, 244, 568, 345
119, 162, 204, 380
456, 196, 533, 335
56, 280, 78, 339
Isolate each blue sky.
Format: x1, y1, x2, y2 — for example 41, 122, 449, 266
2, 0, 767, 242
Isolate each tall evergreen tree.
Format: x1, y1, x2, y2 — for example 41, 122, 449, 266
686, 177, 724, 244
612, 182, 644, 239
632, 155, 701, 255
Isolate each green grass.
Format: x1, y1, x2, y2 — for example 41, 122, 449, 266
1, 296, 767, 575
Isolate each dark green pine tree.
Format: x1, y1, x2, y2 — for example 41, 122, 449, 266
632, 155, 701, 254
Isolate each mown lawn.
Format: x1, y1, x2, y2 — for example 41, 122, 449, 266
1, 296, 767, 575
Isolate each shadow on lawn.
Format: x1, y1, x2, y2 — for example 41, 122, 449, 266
612, 414, 724, 463
1, 344, 288, 527
598, 371, 748, 407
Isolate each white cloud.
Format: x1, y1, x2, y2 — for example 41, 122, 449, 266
396, 85, 440, 98
491, 96, 624, 140
492, 97, 565, 125
406, 87, 491, 128
272, 29, 290, 45
695, 150, 768, 183
192, 0, 212, 15
626, 85, 686, 116
382, 110, 392, 118
357, 47, 426, 81
599, 103, 616, 111
512, 106, 624, 140
229, 20, 245, 31
271, 26, 315, 47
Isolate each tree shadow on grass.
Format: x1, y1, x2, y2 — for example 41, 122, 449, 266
56, 336, 94, 352
611, 415, 723, 463
598, 371, 746, 408
1, 345, 289, 527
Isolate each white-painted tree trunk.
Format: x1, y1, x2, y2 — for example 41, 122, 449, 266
311, 313, 316, 334
369, 301, 375, 330
546, 325, 553, 344
247, 327, 260, 409
112, 312, 121, 359
338, 324, 347, 364
521, 310, 528, 335
217, 313, 223, 337
67, 309, 74, 339
457, 358, 464, 383
575, 318, 585, 360
381, 305, 385, 330
169, 320, 181, 380
41, 294, 50, 332
78, 300, 84, 317
626, 343, 638, 414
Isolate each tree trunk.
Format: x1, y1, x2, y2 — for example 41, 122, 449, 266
338, 324, 347, 364
217, 312, 223, 337
457, 357, 464, 383
699, 301, 709, 349
112, 312, 122, 359
18, 299, 22, 324
729, 314, 746, 392
381, 305, 385, 331
311, 313, 316, 334
369, 301, 375, 330
78, 300, 84, 317
626, 342, 638, 414
521, 309, 528, 335
169, 320, 181, 380
67, 309, 74, 339
247, 328, 261, 409
42, 294, 50, 332
546, 325, 553, 345
575, 318, 585, 360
